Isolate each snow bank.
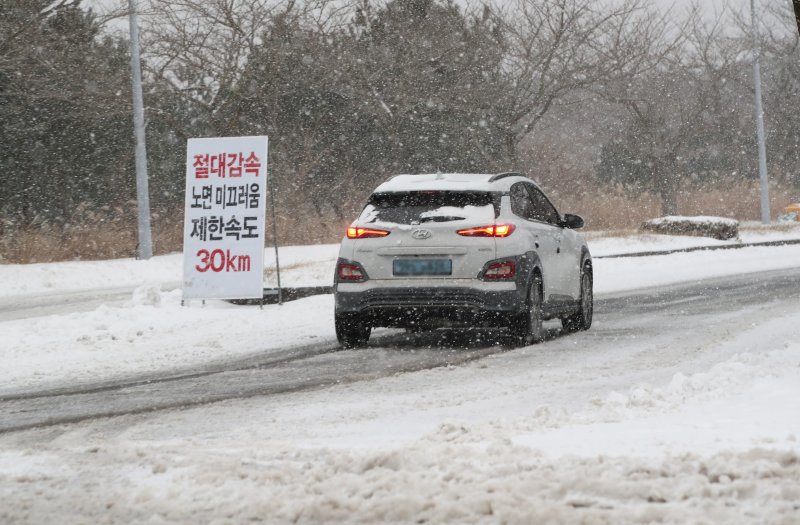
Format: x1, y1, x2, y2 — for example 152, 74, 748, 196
0, 244, 340, 299
646, 215, 739, 227
593, 244, 800, 295
641, 215, 739, 240
513, 349, 800, 458
587, 221, 800, 256
0, 291, 335, 394
2, 340, 799, 523
3, 439, 796, 524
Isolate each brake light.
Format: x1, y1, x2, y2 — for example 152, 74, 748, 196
457, 224, 515, 237
483, 260, 516, 280
337, 262, 368, 282
347, 227, 390, 239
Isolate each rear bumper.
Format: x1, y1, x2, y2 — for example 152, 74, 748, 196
335, 282, 525, 328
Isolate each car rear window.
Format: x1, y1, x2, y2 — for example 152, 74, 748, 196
360, 191, 500, 225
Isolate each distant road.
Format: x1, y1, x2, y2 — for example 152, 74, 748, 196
0, 283, 180, 322
0, 287, 136, 322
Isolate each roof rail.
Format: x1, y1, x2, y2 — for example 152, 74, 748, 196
489, 172, 523, 183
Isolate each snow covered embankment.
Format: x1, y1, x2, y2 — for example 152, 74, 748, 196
2, 337, 798, 523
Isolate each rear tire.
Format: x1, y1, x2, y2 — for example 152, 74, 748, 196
510, 274, 545, 346
335, 313, 371, 348
562, 265, 593, 332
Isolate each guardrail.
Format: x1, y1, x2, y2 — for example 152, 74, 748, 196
228, 286, 333, 305
594, 238, 800, 259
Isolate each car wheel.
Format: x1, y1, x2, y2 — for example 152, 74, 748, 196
562, 264, 593, 332
335, 313, 371, 348
510, 273, 545, 346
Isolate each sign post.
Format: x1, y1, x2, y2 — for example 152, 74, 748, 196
182, 136, 269, 301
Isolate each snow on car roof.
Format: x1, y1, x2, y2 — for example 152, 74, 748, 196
373, 173, 532, 193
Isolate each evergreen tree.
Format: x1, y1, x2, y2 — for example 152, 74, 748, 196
0, 0, 134, 228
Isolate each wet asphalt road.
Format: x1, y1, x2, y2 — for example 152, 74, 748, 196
1, 267, 798, 434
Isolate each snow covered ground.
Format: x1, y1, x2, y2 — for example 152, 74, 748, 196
2, 227, 800, 393
1, 227, 800, 523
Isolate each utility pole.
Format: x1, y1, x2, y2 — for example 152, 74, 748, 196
750, 0, 771, 224
128, 0, 153, 259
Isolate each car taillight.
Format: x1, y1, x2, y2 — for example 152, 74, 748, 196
337, 262, 368, 282
346, 227, 390, 239
456, 224, 515, 237
483, 260, 516, 280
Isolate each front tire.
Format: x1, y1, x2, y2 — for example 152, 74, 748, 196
510, 274, 545, 346
335, 313, 371, 348
562, 264, 593, 332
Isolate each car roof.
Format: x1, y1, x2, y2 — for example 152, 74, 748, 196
372, 172, 538, 193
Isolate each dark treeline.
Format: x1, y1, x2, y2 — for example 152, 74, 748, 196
2, 0, 800, 258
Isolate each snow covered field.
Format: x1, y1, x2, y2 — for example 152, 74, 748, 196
1, 227, 800, 523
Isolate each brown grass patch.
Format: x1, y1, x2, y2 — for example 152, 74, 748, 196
0, 224, 136, 264
554, 190, 661, 231
549, 180, 799, 231
0, 210, 185, 264
678, 180, 797, 220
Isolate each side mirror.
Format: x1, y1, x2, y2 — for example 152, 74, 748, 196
561, 213, 584, 229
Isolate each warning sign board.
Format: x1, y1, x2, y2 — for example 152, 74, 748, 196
182, 136, 268, 300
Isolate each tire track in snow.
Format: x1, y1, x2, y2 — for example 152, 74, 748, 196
0, 338, 515, 434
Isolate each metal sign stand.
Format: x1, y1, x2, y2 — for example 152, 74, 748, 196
268, 150, 283, 305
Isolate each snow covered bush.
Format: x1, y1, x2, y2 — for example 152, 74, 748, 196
640, 216, 739, 241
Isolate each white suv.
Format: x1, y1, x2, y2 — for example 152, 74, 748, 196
334, 173, 592, 347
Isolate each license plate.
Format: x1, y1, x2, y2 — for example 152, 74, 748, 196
393, 259, 452, 276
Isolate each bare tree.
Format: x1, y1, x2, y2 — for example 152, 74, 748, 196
596, 6, 755, 215
140, 0, 348, 136
495, 0, 680, 164
755, 1, 800, 189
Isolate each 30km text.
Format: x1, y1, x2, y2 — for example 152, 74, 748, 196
195, 249, 251, 272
